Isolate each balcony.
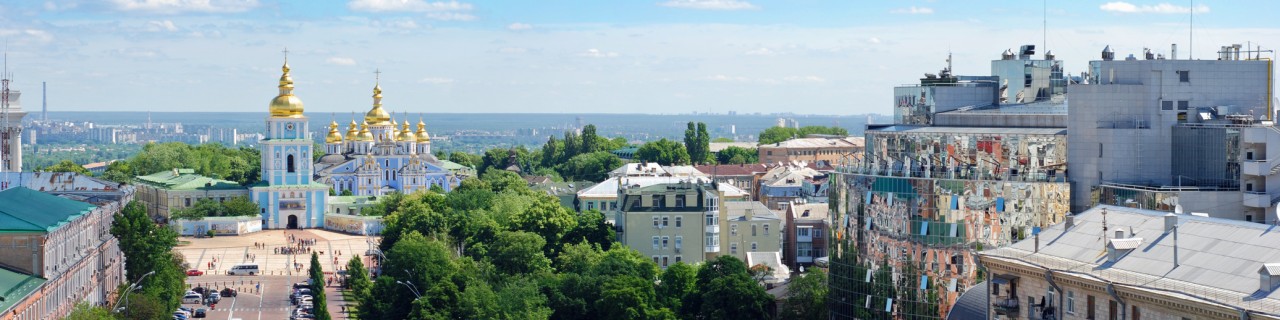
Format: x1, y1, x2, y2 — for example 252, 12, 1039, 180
1243, 159, 1275, 176
704, 245, 719, 253
705, 224, 719, 233
1244, 191, 1270, 208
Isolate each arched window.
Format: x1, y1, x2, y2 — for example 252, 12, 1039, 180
286, 154, 296, 173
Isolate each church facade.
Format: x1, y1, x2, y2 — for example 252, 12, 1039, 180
247, 57, 457, 230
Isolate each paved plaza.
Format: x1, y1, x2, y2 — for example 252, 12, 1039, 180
178, 229, 378, 320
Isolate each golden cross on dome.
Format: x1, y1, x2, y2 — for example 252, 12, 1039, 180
282, 47, 289, 62
374, 69, 381, 84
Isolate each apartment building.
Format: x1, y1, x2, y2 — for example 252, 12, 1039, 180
618, 181, 722, 268
971, 205, 1280, 320
783, 201, 827, 270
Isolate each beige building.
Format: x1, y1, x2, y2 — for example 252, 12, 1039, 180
757, 136, 863, 166
133, 168, 249, 221
576, 171, 751, 223
617, 181, 783, 269
967, 205, 1280, 320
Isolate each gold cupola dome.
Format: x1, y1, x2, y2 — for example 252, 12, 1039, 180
269, 61, 305, 118
364, 83, 392, 126
357, 121, 374, 141
397, 121, 415, 141
325, 120, 343, 143
345, 119, 359, 140
415, 118, 430, 142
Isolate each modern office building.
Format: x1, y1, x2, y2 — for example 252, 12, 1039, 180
973, 205, 1280, 320
831, 44, 1072, 319
1068, 45, 1278, 223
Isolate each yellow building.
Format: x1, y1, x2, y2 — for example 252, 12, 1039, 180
618, 181, 782, 269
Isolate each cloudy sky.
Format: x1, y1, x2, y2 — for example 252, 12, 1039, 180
1, 0, 1277, 115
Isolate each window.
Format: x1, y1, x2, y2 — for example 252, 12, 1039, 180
1178, 100, 1190, 110
675, 236, 682, 249
586, 202, 595, 211
662, 236, 669, 248
675, 217, 682, 228
1099, 143, 1103, 157
651, 196, 661, 207
653, 217, 660, 227
1066, 291, 1076, 314
653, 256, 659, 264
1046, 289, 1056, 307
1161, 100, 1174, 110
287, 154, 296, 173
764, 224, 769, 235
654, 195, 666, 207
675, 256, 682, 263
675, 195, 685, 207
731, 224, 738, 236
751, 242, 757, 251
663, 216, 670, 227
1177, 70, 1190, 82
611, 201, 617, 210
1132, 306, 1141, 320
798, 227, 810, 237
652, 236, 659, 249
798, 243, 813, 257
662, 256, 669, 267
731, 243, 737, 254
185, 198, 191, 207
752, 224, 757, 236
706, 214, 715, 225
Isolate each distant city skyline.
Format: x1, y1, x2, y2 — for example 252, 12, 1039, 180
1, 0, 1277, 115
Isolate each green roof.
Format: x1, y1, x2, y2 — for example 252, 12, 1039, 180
134, 169, 244, 191
0, 267, 44, 313
0, 187, 96, 233
438, 160, 468, 170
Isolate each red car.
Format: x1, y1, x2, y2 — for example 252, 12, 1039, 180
186, 269, 204, 276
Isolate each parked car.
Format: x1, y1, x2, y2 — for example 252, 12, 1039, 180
220, 287, 237, 297
182, 293, 203, 304
208, 292, 221, 303
193, 309, 206, 318
178, 307, 193, 314
191, 287, 206, 295
293, 281, 310, 289
186, 269, 204, 276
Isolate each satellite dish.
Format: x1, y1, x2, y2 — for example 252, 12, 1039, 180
1174, 204, 1184, 214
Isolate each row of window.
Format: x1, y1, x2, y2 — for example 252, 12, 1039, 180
728, 242, 758, 254
584, 200, 617, 211
651, 255, 682, 268
729, 223, 769, 236
651, 236, 683, 250
652, 216, 685, 228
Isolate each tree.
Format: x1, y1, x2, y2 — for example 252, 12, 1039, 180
222, 196, 260, 217
713, 137, 735, 143
42, 160, 90, 174
635, 139, 690, 166
715, 146, 759, 165
170, 198, 219, 221
66, 303, 113, 320
449, 151, 482, 169
557, 151, 623, 182
696, 122, 710, 164
656, 262, 697, 312
488, 231, 551, 275
508, 195, 578, 256
781, 269, 829, 319
582, 124, 600, 154
759, 126, 849, 145
561, 209, 614, 251
541, 136, 563, 169
563, 131, 582, 162
683, 255, 771, 319
111, 201, 185, 311
310, 252, 331, 320
347, 256, 372, 313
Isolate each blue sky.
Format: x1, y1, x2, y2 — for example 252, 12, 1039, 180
0, 0, 1276, 115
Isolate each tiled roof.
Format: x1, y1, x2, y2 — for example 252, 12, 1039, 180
0, 187, 96, 233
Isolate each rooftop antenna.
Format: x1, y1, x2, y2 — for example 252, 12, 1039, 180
1043, 0, 1047, 55
1189, 0, 1194, 59
1, 46, 8, 173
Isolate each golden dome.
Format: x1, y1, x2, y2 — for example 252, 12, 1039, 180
269, 62, 305, 118
325, 121, 343, 143
357, 121, 374, 141
364, 84, 392, 126
345, 119, 359, 140
415, 119, 430, 142
397, 121, 415, 141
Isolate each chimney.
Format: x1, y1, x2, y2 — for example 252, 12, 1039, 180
1064, 215, 1074, 229
1115, 230, 1125, 239
745, 208, 754, 220
1164, 213, 1177, 232
1171, 43, 1178, 60
1034, 232, 1040, 253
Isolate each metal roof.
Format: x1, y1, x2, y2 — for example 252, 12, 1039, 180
982, 205, 1280, 314
134, 168, 244, 191
946, 280, 989, 320
868, 125, 1067, 136
577, 175, 749, 198
0, 266, 44, 314
0, 187, 95, 233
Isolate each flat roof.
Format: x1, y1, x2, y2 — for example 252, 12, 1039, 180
868, 125, 1067, 135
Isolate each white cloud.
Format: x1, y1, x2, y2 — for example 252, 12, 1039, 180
373, 18, 421, 30
783, 75, 825, 83
109, 0, 260, 14
579, 48, 618, 58
867, 37, 882, 44
44, 1, 79, 11
0, 29, 55, 43
325, 57, 357, 66
147, 20, 178, 32
419, 77, 455, 84
348, 0, 472, 12
890, 6, 933, 14
507, 23, 532, 31
706, 74, 750, 82
1099, 2, 1208, 14
659, 0, 757, 10
426, 12, 475, 21
744, 47, 775, 56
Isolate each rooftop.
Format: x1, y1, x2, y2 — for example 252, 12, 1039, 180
867, 125, 1067, 136
724, 201, 780, 221
760, 137, 864, 149
135, 168, 244, 191
578, 175, 750, 199
0, 266, 45, 314
981, 205, 1280, 315
788, 202, 829, 221
0, 187, 96, 233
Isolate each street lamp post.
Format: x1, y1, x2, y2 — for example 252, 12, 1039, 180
395, 280, 422, 299
113, 270, 156, 314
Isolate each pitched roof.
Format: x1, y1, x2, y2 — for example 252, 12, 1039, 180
788, 202, 829, 221
0, 187, 96, 233
577, 176, 750, 199
0, 266, 45, 314
134, 169, 243, 191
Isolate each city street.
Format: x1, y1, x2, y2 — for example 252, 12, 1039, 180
179, 229, 376, 319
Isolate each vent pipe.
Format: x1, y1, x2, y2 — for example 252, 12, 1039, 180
1171, 44, 1178, 60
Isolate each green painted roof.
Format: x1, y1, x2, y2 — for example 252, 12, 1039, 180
0, 187, 96, 233
0, 267, 44, 313
438, 160, 468, 170
134, 169, 244, 191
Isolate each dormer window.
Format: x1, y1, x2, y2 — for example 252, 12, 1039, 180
1107, 237, 1143, 262
1260, 263, 1280, 292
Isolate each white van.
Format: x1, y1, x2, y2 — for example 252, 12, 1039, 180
227, 264, 259, 276
182, 293, 203, 304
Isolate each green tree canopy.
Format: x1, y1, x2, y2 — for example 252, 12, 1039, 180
41, 160, 90, 174
782, 268, 829, 319
558, 151, 623, 182
635, 138, 690, 166
715, 146, 759, 165
758, 125, 849, 144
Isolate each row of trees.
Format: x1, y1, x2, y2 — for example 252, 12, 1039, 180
758, 126, 849, 145
345, 170, 791, 319
170, 197, 260, 221
99, 142, 261, 185
70, 201, 190, 319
